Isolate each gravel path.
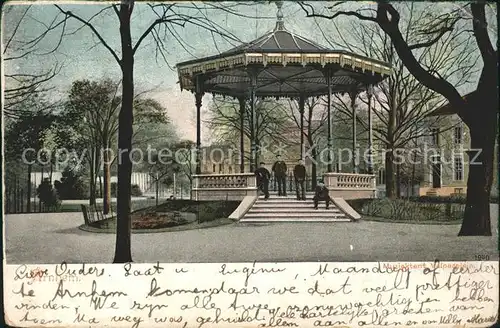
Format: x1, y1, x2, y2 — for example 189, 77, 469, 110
4, 205, 498, 264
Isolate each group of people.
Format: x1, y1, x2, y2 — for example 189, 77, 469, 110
254, 155, 331, 209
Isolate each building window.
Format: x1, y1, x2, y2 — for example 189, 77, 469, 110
430, 155, 442, 188
430, 128, 440, 146
219, 163, 223, 173
454, 155, 464, 181
228, 166, 232, 173
454, 125, 463, 145
212, 164, 216, 173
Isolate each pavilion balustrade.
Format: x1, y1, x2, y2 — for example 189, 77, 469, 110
191, 173, 257, 201
324, 172, 377, 199
177, 1, 390, 201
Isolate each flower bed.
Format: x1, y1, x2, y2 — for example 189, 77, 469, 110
88, 200, 240, 231
131, 211, 188, 229
152, 200, 240, 223
86, 200, 240, 232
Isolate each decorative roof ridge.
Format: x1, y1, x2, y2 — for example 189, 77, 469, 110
219, 29, 275, 55
291, 32, 329, 51
256, 29, 277, 48
272, 33, 282, 49
288, 30, 301, 50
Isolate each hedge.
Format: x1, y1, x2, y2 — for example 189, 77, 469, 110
347, 198, 464, 222
409, 195, 498, 204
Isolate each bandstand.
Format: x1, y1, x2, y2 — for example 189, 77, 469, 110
175, 1, 391, 205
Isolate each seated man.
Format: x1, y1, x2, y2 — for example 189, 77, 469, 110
255, 162, 270, 199
313, 180, 330, 209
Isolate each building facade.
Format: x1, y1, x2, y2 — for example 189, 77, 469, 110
418, 114, 498, 197
418, 114, 469, 196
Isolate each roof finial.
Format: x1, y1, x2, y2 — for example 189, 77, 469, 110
274, 0, 284, 30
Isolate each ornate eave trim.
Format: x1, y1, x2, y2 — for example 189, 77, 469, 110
177, 52, 391, 91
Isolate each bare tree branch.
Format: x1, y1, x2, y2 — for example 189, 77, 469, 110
54, 4, 122, 66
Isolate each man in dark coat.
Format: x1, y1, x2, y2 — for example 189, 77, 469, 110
294, 159, 306, 200
272, 154, 287, 196
313, 180, 330, 209
255, 162, 270, 199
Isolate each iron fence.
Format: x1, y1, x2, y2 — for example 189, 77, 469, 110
4, 183, 191, 214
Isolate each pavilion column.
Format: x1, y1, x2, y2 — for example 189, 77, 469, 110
350, 91, 358, 173
238, 97, 246, 173
299, 95, 305, 160
249, 71, 257, 172
326, 69, 333, 172
195, 77, 204, 175
367, 86, 374, 175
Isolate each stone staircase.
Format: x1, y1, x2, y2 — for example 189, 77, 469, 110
240, 192, 352, 223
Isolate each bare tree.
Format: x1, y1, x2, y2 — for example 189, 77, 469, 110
324, 7, 477, 197
300, 2, 497, 235
8, 1, 244, 261
173, 140, 196, 193
65, 78, 171, 215
2, 5, 61, 119
207, 96, 292, 165
286, 97, 328, 186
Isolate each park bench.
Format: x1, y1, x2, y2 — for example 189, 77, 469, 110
81, 204, 111, 226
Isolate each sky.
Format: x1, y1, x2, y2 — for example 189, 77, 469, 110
3, 1, 332, 143
2, 1, 494, 143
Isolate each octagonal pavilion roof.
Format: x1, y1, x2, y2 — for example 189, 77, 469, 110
176, 3, 391, 99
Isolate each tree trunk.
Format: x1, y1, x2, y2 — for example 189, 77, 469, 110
27, 164, 32, 212
49, 162, 53, 183
311, 149, 317, 190
396, 163, 401, 198
385, 151, 396, 198
189, 178, 193, 200
99, 175, 103, 198
411, 156, 416, 197
113, 2, 134, 263
103, 146, 111, 214
156, 179, 159, 206
459, 105, 496, 236
89, 148, 97, 206
14, 175, 18, 213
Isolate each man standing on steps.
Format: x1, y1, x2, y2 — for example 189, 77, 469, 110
272, 154, 287, 196
294, 159, 306, 200
255, 162, 270, 200
313, 179, 330, 209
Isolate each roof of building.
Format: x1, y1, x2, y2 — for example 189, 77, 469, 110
426, 90, 477, 117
